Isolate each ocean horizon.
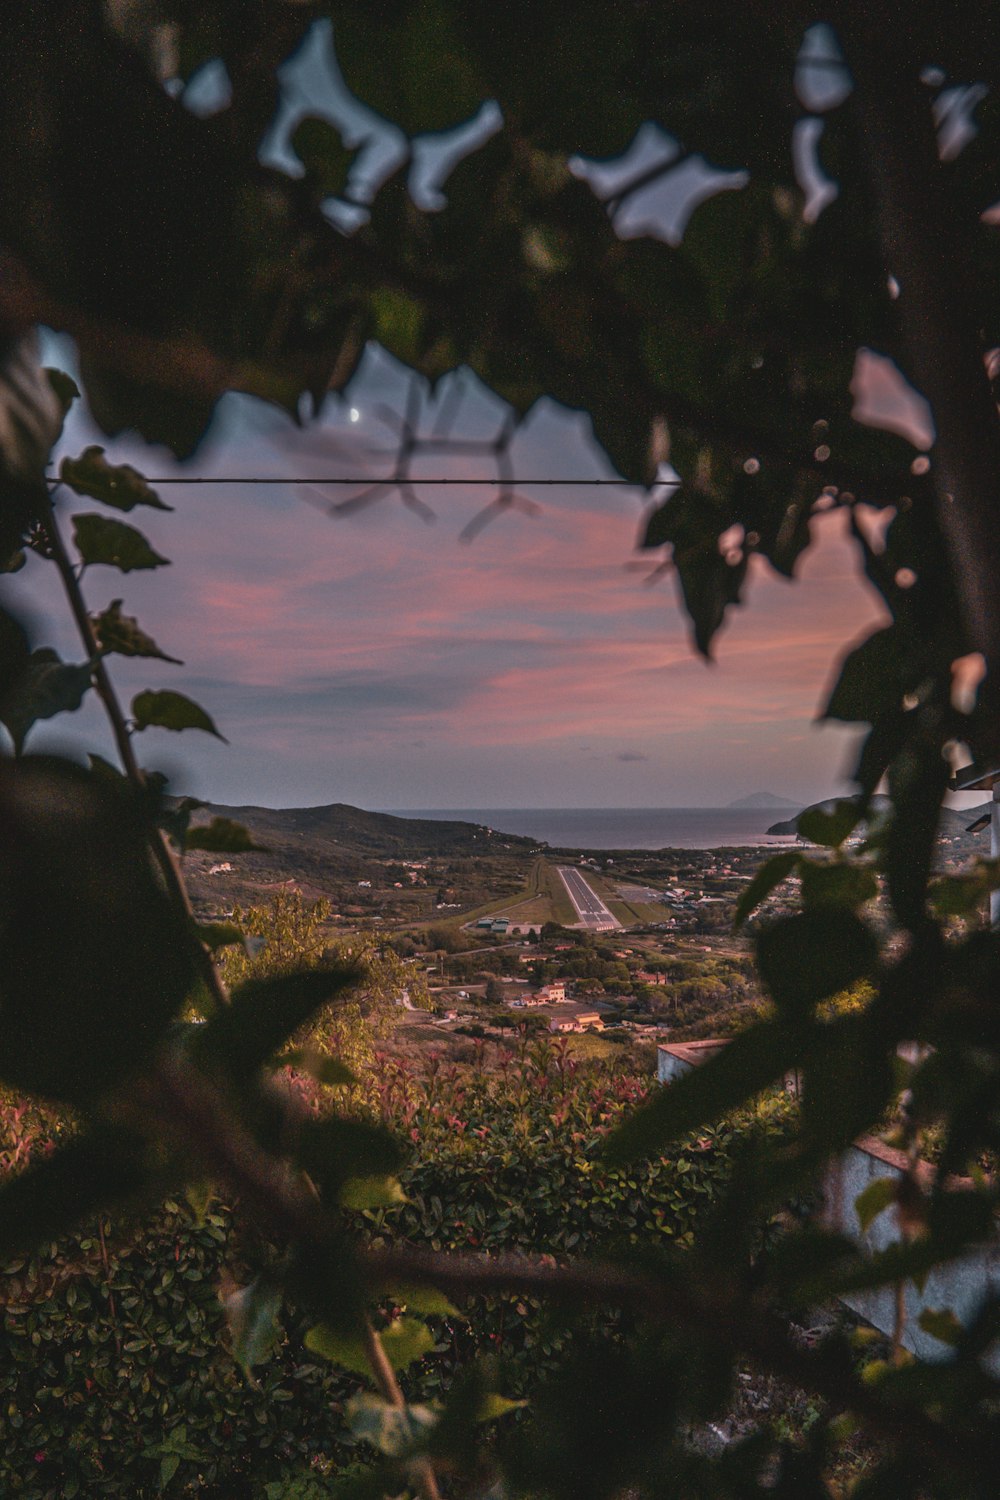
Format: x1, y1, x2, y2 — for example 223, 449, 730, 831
388, 806, 800, 851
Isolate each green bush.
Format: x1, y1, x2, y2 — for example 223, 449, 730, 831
365, 1040, 796, 1400
0, 1043, 795, 1495
0, 1197, 359, 1498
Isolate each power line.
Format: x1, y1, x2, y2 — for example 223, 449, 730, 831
64, 475, 651, 487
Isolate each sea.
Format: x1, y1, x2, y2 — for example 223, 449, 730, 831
389, 807, 799, 851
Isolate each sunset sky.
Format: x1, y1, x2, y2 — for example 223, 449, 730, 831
9, 23, 948, 813
17, 337, 917, 812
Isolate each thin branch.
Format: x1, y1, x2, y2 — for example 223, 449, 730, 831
360, 1316, 442, 1500
360, 1246, 976, 1474
43, 490, 231, 1012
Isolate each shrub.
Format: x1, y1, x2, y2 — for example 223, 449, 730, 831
0, 1041, 795, 1495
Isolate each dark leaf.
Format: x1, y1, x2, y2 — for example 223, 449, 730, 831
334, 0, 486, 136
72, 512, 170, 571
799, 860, 878, 911
734, 849, 800, 927
0, 335, 65, 560
802, 1013, 894, 1151
0, 605, 30, 700
297, 1116, 402, 1202
131, 689, 225, 740
185, 816, 263, 852
797, 799, 863, 848
603, 1020, 810, 1165
44, 366, 80, 415
44, 366, 81, 448
340, 1174, 407, 1209
823, 626, 902, 723
157, 793, 207, 847
309, 1317, 433, 1377
854, 1177, 897, 1235
757, 1226, 862, 1303
194, 964, 360, 1078
0, 648, 93, 754
91, 598, 182, 662
291, 115, 356, 199
918, 1306, 963, 1347
222, 1277, 283, 1376
755, 910, 878, 1015
345, 1389, 439, 1453
196, 921, 244, 952
0, 1127, 149, 1258
675, 547, 748, 657
278, 1047, 356, 1087
60, 445, 171, 511
0, 757, 194, 1100
884, 737, 950, 929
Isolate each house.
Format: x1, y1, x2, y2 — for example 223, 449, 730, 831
657, 1040, 729, 1084
637, 970, 668, 986
549, 1009, 605, 1034
537, 982, 566, 1004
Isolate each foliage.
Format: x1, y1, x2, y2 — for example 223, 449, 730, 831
0, 1192, 361, 1499
3, 7, 1000, 1497
219, 889, 432, 1082
0, 1047, 793, 1498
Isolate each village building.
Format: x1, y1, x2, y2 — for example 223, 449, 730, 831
548, 1009, 605, 1034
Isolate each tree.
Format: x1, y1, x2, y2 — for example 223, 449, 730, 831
484, 976, 506, 1006
4, 7, 1000, 1495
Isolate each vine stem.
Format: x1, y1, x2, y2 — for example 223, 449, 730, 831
360, 1316, 442, 1500
97, 1216, 123, 1359
42, 488, 231, 1012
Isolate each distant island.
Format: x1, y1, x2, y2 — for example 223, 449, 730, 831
727, 792, 802, 811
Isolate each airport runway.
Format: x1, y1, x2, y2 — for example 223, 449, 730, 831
556, 866, 622, 930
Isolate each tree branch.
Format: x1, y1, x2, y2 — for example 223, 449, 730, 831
842, 19, 1000, 753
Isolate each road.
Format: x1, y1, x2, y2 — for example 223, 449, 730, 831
556, 866, 622, 930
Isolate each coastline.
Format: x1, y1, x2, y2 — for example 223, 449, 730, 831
388, 806, 800, 852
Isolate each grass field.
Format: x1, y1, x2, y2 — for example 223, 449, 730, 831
540, 862, 580, 926
452, 857, 578, 930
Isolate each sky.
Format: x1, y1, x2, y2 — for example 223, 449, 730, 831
16, 339, 913, 811
2, 22, 959, 813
